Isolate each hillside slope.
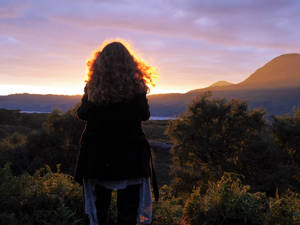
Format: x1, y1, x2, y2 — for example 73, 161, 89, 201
239, 53, 300, 89
149, 53, 300, 116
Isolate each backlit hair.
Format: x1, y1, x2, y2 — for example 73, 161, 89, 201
86, 41, 156, 104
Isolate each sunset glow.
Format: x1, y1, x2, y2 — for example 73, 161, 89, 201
0, 84, 84, 96
149, 87, 188, 95
85, 38, 160, 89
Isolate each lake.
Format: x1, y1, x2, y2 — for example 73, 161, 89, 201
21, 111, 174, 120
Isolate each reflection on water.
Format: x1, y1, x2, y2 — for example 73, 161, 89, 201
21, 111, 49, 114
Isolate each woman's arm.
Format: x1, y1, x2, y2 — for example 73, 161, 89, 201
76, 85, 89, 120
138, 93, 150, 121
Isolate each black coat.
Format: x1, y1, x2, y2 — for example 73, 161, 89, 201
74, 89, 152, 185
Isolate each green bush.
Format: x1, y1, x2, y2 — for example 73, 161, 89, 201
182, 173, 267, 225
167, 93, 299, 196
0, 163, 85, 225
152, 185, 183, 225
167, 93, 268, 193
0, 163, 185, 225
272, 108, 300, 166
182, 173, 300, 225
0, 108, 84, 176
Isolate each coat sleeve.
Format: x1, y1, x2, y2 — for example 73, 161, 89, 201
138, 93, 150, 121
76, 85, 89, 120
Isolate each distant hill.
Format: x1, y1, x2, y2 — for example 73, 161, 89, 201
209, 81, 234, 88
188, 53, 300, 93
149, 53, 300, 116
0, 94, 81, 112
148, 87, 300, 116
0, 54, 300, 116
238, 53, 300, 89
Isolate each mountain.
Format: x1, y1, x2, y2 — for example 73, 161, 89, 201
0, 94, 81, 112
0, 54, 300, 116
238, 53, 300, 89
189, 53, 300, 93
148, 53, 300, 116
209, 81, 234, 88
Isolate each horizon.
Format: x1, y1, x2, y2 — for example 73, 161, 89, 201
0, 83, 207, 96
1, 1, 300, 95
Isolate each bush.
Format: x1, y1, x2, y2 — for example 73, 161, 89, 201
0, 164, 185, 225
0, 108, 84, 176
152, 185, 183, 225
0, 163, 85, 225
182, 173, 267, 225
267, 191, 300, 225
167, 93, 299, 195
272, 108, 300, 165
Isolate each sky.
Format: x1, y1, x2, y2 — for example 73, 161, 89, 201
1, 0, 300, 95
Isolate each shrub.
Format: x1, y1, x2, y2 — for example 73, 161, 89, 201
0, 163, 85, 225
272, 108, 300, 165
182, 173, 267, 225
153, 185, 183, 225
167, 93, 268, 192
0, 108, 84, 176
167, 93, 299, 196
267, 190, 300, 225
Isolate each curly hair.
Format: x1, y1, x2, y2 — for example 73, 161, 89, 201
86, 41, 156, 104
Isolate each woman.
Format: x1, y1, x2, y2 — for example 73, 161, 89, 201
74, 41, 158, 225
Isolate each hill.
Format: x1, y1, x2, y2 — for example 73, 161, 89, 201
0, 94, 80, 112
209, 81, 234, 88
148, 53, 300, 116
239, 53, 300, 89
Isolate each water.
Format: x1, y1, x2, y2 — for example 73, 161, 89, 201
21, 111, 174, 120
149, 116, 174, 120
21, 111, 49, 113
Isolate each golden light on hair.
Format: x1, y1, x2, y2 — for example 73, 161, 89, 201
85, 38, 160, 103
85, 38, 159, 88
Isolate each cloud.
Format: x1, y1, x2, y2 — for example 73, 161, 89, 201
0, 0, 29, 18
0, 0, 299, 94
2, 0, 300, 50
0, 35, 21, 45
27, 0, 297, 51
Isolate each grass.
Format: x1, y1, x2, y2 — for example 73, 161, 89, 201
143, 120, 174, 187
142, 120, 171, 143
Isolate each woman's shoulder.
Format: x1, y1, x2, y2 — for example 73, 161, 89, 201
77, 91, 149, 119
102, 92, 148, 107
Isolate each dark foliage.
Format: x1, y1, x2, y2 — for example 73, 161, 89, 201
167, 92, 300, 196
0, 107, 84, 175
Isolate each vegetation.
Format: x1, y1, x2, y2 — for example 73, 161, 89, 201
182, 173, 300, 225
0, 163, 84, 225
0, 92, 300, 224
0, 108, 83, 175
167, 93, 300, 196
142, 120, 170, 143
